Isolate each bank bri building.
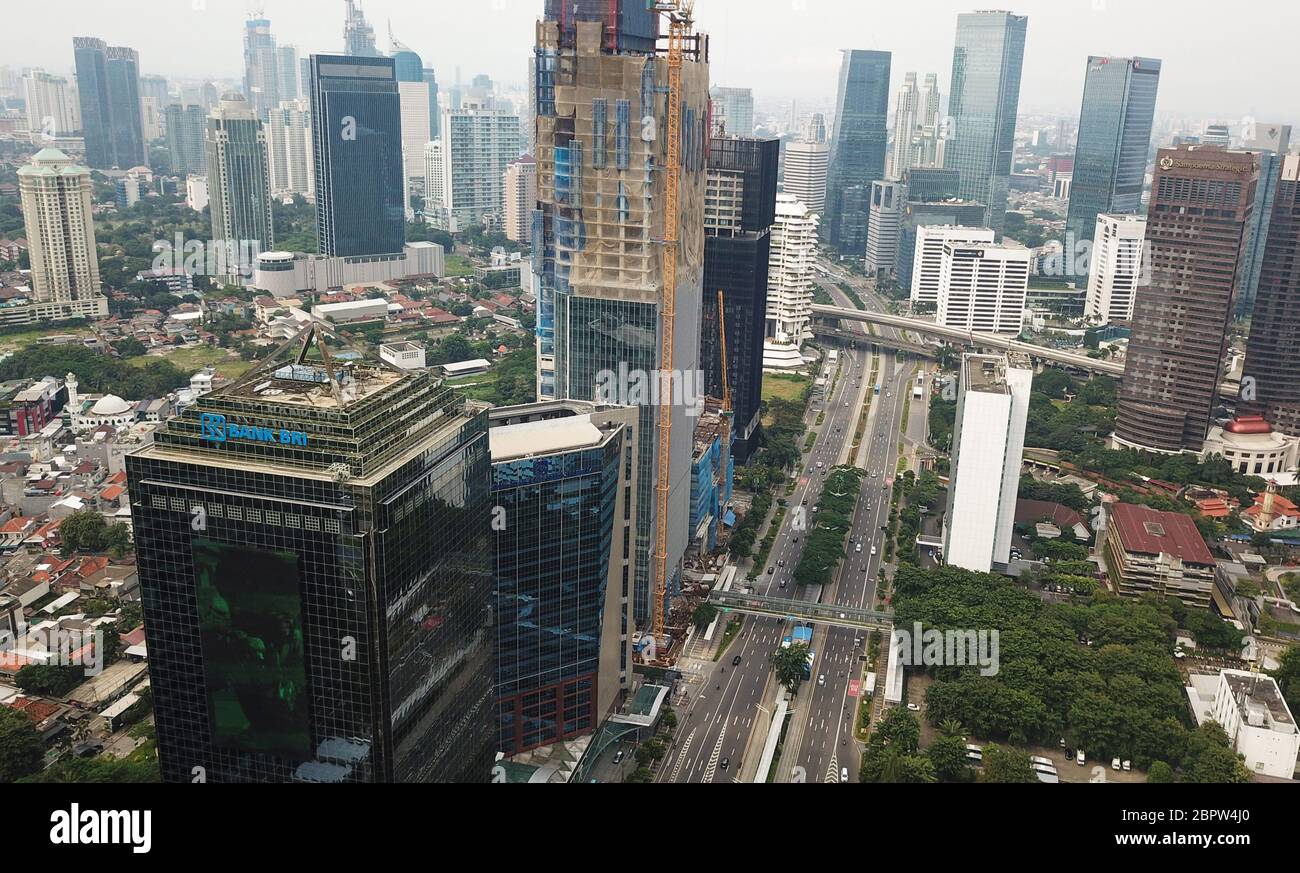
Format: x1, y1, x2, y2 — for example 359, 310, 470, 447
126, 325, 495, 782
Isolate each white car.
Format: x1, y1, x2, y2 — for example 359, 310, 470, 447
870, 546, 877, 556
906, 703, 920, 712
840, 767, 849, 783
856, 544, 862, 553
817, 674, 826, 687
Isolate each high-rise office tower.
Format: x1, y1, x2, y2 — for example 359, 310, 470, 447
242, 17, 280, 119
23, 70, 79, 138
423, 68, 441, 140
805, 113, 828, 145
1242, 154, 1300, 437
309, 54, 404, 259
936, 242, 1030, 334
782, 140, 829, 216
205, 94, 274, 270
1237, 124, 1293, 317
277, 45, 301, 103
429, 102, 523, 232
488, 401, 637, 756
266, 100, 314, 199
825, 49, 891, 254
767, 193, 818, 344
1085, 213, 1146, 324
503, 155, 537, 244
126, 327, 495, 782
533, 2, 709, 625
943, 353, 1033, 573
837, 183, 871, 257
703, 137, 779, 462
1203, 124, 1231, 146
343, 0, 379, 57
865, 179, 904, 275
910, 224, 994, 306
1065, 56, 1161, 258
896, 171, 985, 292
73, 37, 145, 169
889, 73, 942, 179
711, 86, 754, 138
423, 141, 444, 217
1114, 146, 1259, 454
944, 11, 1027, 235
398, 80, 432, 197
18, 148, 108, 320
165, 104, 207, 176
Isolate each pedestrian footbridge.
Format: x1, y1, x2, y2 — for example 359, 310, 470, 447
707, 590, 895, 632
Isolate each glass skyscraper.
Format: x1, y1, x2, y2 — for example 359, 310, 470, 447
127, 327, 495, 782
1065, 56, 1161, 256
309, 55, 405, 259
73, 37, 146, 170
945, 11, 1028, 235
825, 49, 891, 255
489, 401, 636, 756
703, 137, 779, 462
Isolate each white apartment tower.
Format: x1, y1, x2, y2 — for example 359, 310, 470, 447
767, 193, 819, 344
398, 80, 432, 197
889, 72, 942, 180
503, 155, 536, 244
17, 148, 108, 319
265, 99, 314, 199
429, 101, 523, 232
911, 224, 995, 306
782, 141, 829, 217
865, 180, 904, 275
936, 242, 1031, 334
423, 141, 444, 217
1086, 213, 1146, 324
943, 353, 1033, 573
24, 70, 80, 138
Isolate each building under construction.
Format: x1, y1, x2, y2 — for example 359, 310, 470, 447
533, 1, 710, 633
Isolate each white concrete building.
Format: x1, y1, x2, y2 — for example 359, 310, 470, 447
185, 175, 209, 212
1085, 213, 1146, 324
865, 180, 904, 275
937, 242, 1031, 334
250, 242, 445, 298
911, 224, 995, 306
428, 101, 523, 232
767, 193, 818, 346
781, 141, 829, 217
16, 148, 108, 322
23, 69, 79, 137
943, 353, 1033, 573
1187, 669, 1299, 779
265, 99, 314, 199
503, 155, 536, 244
398, 80, 432, 196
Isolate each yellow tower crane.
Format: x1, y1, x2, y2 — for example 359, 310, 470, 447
651, 0, 695, 642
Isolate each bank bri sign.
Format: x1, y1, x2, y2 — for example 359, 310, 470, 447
201, 413, 309, 447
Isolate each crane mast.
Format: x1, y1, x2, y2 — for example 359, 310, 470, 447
650, 0, 694, 642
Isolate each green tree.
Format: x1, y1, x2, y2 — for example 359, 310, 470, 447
979, 744, 1037, 783
1181, 722, 1253, 783
58, 509, 110, 554
692, 603, 719, 631
0, 707, 44, 782
926, 734, 973, 783
770, 643, 810, 692
1146, 761, 1176, 783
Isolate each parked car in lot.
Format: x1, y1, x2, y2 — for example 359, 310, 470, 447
906, 702, 920, 712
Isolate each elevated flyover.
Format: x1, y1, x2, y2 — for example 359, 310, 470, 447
810, 304, 1125, 377
707, 590, 895, 632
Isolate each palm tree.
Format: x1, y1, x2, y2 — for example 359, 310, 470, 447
939, 718, 965, 739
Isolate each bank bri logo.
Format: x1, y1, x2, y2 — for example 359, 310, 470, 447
200, 413, 227, 443
200, 413, 309, 447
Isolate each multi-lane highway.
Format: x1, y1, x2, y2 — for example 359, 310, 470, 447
661, 260, 925, 784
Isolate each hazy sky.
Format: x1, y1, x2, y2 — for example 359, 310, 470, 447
11, 0, 1296, 120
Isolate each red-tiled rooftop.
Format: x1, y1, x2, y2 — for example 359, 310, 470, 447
1109, 502, 1215, 566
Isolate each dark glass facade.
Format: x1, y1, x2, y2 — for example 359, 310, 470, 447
309, 55, 405, 258
826, 50, 891, 254
903, 167, 961, 202
73, 38, 145, 170
1115, 147, 1258, 452
165, 104, 207, 176
1242, 156, 1300, 436
946, 11, 1027, 235
1065, 57, 1161, 254
492, 426, 623, 755
127, 354, 495, 782
704, 137, 778, 461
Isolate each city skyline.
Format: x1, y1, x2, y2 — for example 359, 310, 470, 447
7, 1, 1294, 120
